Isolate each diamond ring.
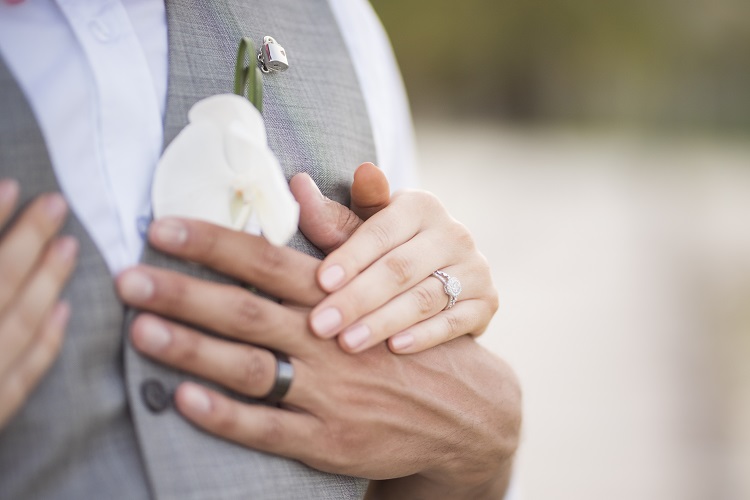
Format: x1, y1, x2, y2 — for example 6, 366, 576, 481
432, 270, 462, 310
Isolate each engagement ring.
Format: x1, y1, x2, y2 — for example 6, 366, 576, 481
432, 270, 462, 310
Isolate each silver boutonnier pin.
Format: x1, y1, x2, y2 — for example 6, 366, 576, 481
258, 36, 289, 73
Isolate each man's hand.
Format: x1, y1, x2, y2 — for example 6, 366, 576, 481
0, 180, 78, 429
116, 217, 521, 498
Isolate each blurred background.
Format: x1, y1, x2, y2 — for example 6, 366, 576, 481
370, 1, 750, 499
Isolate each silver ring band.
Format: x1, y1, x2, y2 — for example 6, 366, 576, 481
264, 351, 294, 403
432, 270, 462, 310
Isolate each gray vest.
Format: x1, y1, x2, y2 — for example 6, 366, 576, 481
0, 1, 376, 498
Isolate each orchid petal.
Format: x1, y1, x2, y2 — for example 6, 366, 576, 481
152, 121, 235, 227
188, 94, 266, 146
224, 121, 272, 177
226, 123, 300, 245
152, 94, 297, 246
254, 176, 301, 246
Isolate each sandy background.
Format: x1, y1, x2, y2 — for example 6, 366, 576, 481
417, 123, 750, 500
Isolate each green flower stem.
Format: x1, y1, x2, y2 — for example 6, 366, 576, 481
234, 37, 263, 113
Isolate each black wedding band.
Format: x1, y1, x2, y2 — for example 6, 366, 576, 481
264, 351, 294, 403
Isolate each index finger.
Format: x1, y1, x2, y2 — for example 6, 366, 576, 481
147, 217, 325, 306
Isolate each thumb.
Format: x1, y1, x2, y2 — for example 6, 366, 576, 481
290, 173, 362, 254
351, 162, 390, 220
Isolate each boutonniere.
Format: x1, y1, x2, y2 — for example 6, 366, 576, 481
151, 38, 299, 246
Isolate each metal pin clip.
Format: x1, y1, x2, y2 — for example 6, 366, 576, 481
258, 36, 289, 73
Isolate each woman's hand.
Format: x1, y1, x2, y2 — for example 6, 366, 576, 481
296, 164, 499, 354
0, 180, 78, 429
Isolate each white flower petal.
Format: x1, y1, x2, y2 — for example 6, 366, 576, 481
225, 124, 300, 245
153, 94, 297, 245
255, 181, 300, 246
242, 212, 262, 237
152, 121, 235, 227
157, 188, 235, 227
188, 94, 266, 145
225, 121, 271, 177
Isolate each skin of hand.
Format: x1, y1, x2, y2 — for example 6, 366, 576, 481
298, 163, 499, 355
0, 179, 78, 429
116, 216, 521, 498
292, 162, 391, 256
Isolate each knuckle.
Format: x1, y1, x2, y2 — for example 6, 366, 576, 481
412, 284, 440, 315
453, 222, 475, 250
257, 241, 286, 278
213, 397, 241, 434
389, 189, 408, 206
477, 251, 491, 272
172, 329, 202, 365
193, 223, 219, 258
255, 413, 286, 448
488, 286, 500, 314
419, 189, 440, 206
442, 312, 463, 337
413, 190, 442, 214
336, 203, 361, 236
384, 254, 413, 286
319, 425, 357, 472
235, 348, 272, 390
150, 271, 187, 309
366, 222, 392, 254
228, 294, 266, 335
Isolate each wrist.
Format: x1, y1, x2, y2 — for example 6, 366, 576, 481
366, 457, 515, 500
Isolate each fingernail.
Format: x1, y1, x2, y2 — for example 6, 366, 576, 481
390, 333, 414, 352
118, 270, 154, 302
310, 307, 342, 337
181, 383, 212, 414
44, 193, 67, 220
342, 324, 370, 350
53, 236, 79, 263
0, 179, 19, 205
137, 317, 171, 352
151, 218, 187, 248
319, 265, 345, 290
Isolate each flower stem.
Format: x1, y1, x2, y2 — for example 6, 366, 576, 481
234, 37, 264, 113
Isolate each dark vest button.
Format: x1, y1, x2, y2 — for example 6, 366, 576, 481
140, 379, 170, 413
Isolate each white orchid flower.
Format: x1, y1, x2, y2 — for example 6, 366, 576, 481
152, 93, 299, 246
